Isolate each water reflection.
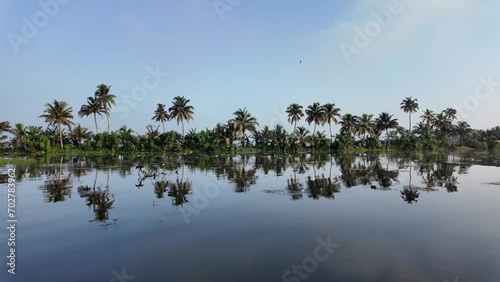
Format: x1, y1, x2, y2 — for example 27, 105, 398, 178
39, 156, 73, 203
2, 152, 483, 221
77, 170, 115, 222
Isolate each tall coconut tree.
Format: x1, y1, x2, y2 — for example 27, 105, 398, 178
39, 100, 75, 149
454, 121, 473, 145
9, 123, 27, 149
400, 97, 419, 134
285, 103, 304, 134
322, 103, 341, 142
357, 113, 374, 145
94, 84, 116, 132
78, 96, 103, 134
376, 112, 398, 147
444, 108, 457, 122
420, 109, 435, 132
152, 103, 169, 133
305, 102, 325, 137
229, 108, 259, 147
168, 96, 194, 139
339, 114, 359, 137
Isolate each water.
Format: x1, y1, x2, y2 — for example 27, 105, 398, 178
1, 152, 500, 282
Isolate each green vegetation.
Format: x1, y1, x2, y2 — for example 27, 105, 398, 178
1, 92, 500, 155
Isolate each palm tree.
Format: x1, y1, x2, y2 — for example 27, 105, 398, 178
168, 96, 194, 139
9, 123, 27, 149
69, 124, 92, 147
229, 108, 259, 147
286, 103, 304, 134
400, 97, 419, 134
78, 96, 103, 134
420, 109, 435, 133
454, 121, 472, 145
444, 108, 457, 122
433, 112, 452, 137
295, 126, 310, 148
322, 103, 341, 142
145, 124, 160, 141
357, 113, 374, 145
376, 112, 398, 147
339, 114, 359, 137
39, 100, 75, 149
94, 84, 116, 132
0, 121, 11, 135
152, 103, 169, 133
305, 102, 325, 137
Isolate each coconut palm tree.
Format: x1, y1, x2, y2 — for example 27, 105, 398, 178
94, 84, 116, 132
286, 103, 304, 134
295, 126, 310, 148
444, 108, 457, 122
9, 123, 27, 149
420, 109, 435, 133
39, 100, 75, 149
339, 114, 359, 137
305, 102, 325, 137
454, 121, 472, 145
168, 96, 194, 139
69, 124, 92, 147
357, 113, 374, 145
400, 97, 419, 134
433, 112, 452, 137
0, 121, 11, 135
376, 112, 398, 147
229, 108, 259, 147
322, 103, 341, 142
152, 103, 169, 133
145, 124, 160, 141
78, 96, 103, 134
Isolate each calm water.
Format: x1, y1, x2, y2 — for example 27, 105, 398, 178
1, 152, 500, 282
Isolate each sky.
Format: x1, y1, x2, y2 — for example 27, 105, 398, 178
1, 0, 500, 135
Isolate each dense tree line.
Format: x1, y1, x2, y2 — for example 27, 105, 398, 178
1, 85, 499, 153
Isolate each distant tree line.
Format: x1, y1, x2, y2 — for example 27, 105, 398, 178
1, 85, 500, 153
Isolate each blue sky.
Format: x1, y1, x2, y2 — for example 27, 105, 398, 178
1, 0, 500, 134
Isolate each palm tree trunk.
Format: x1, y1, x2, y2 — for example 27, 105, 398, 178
386, 128, 390, 148
329, 122, 333, 142
181, 120, 185, 144
294, 121, 297, 135
106, 114, 110, 133
93, 113, 99, 134
408, 113, 412, 135
58, 122, 63, 150
162, 121, 165, 133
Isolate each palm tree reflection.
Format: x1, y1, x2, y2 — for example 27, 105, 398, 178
39, 156, 73, 203
77, 169, 115, 222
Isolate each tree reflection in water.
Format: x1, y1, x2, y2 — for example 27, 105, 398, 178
21, 152, 476, 218
39, 156, 73, 203
77, 169, 115, 222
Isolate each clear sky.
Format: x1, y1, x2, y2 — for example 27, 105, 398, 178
1, 0, 500, 135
